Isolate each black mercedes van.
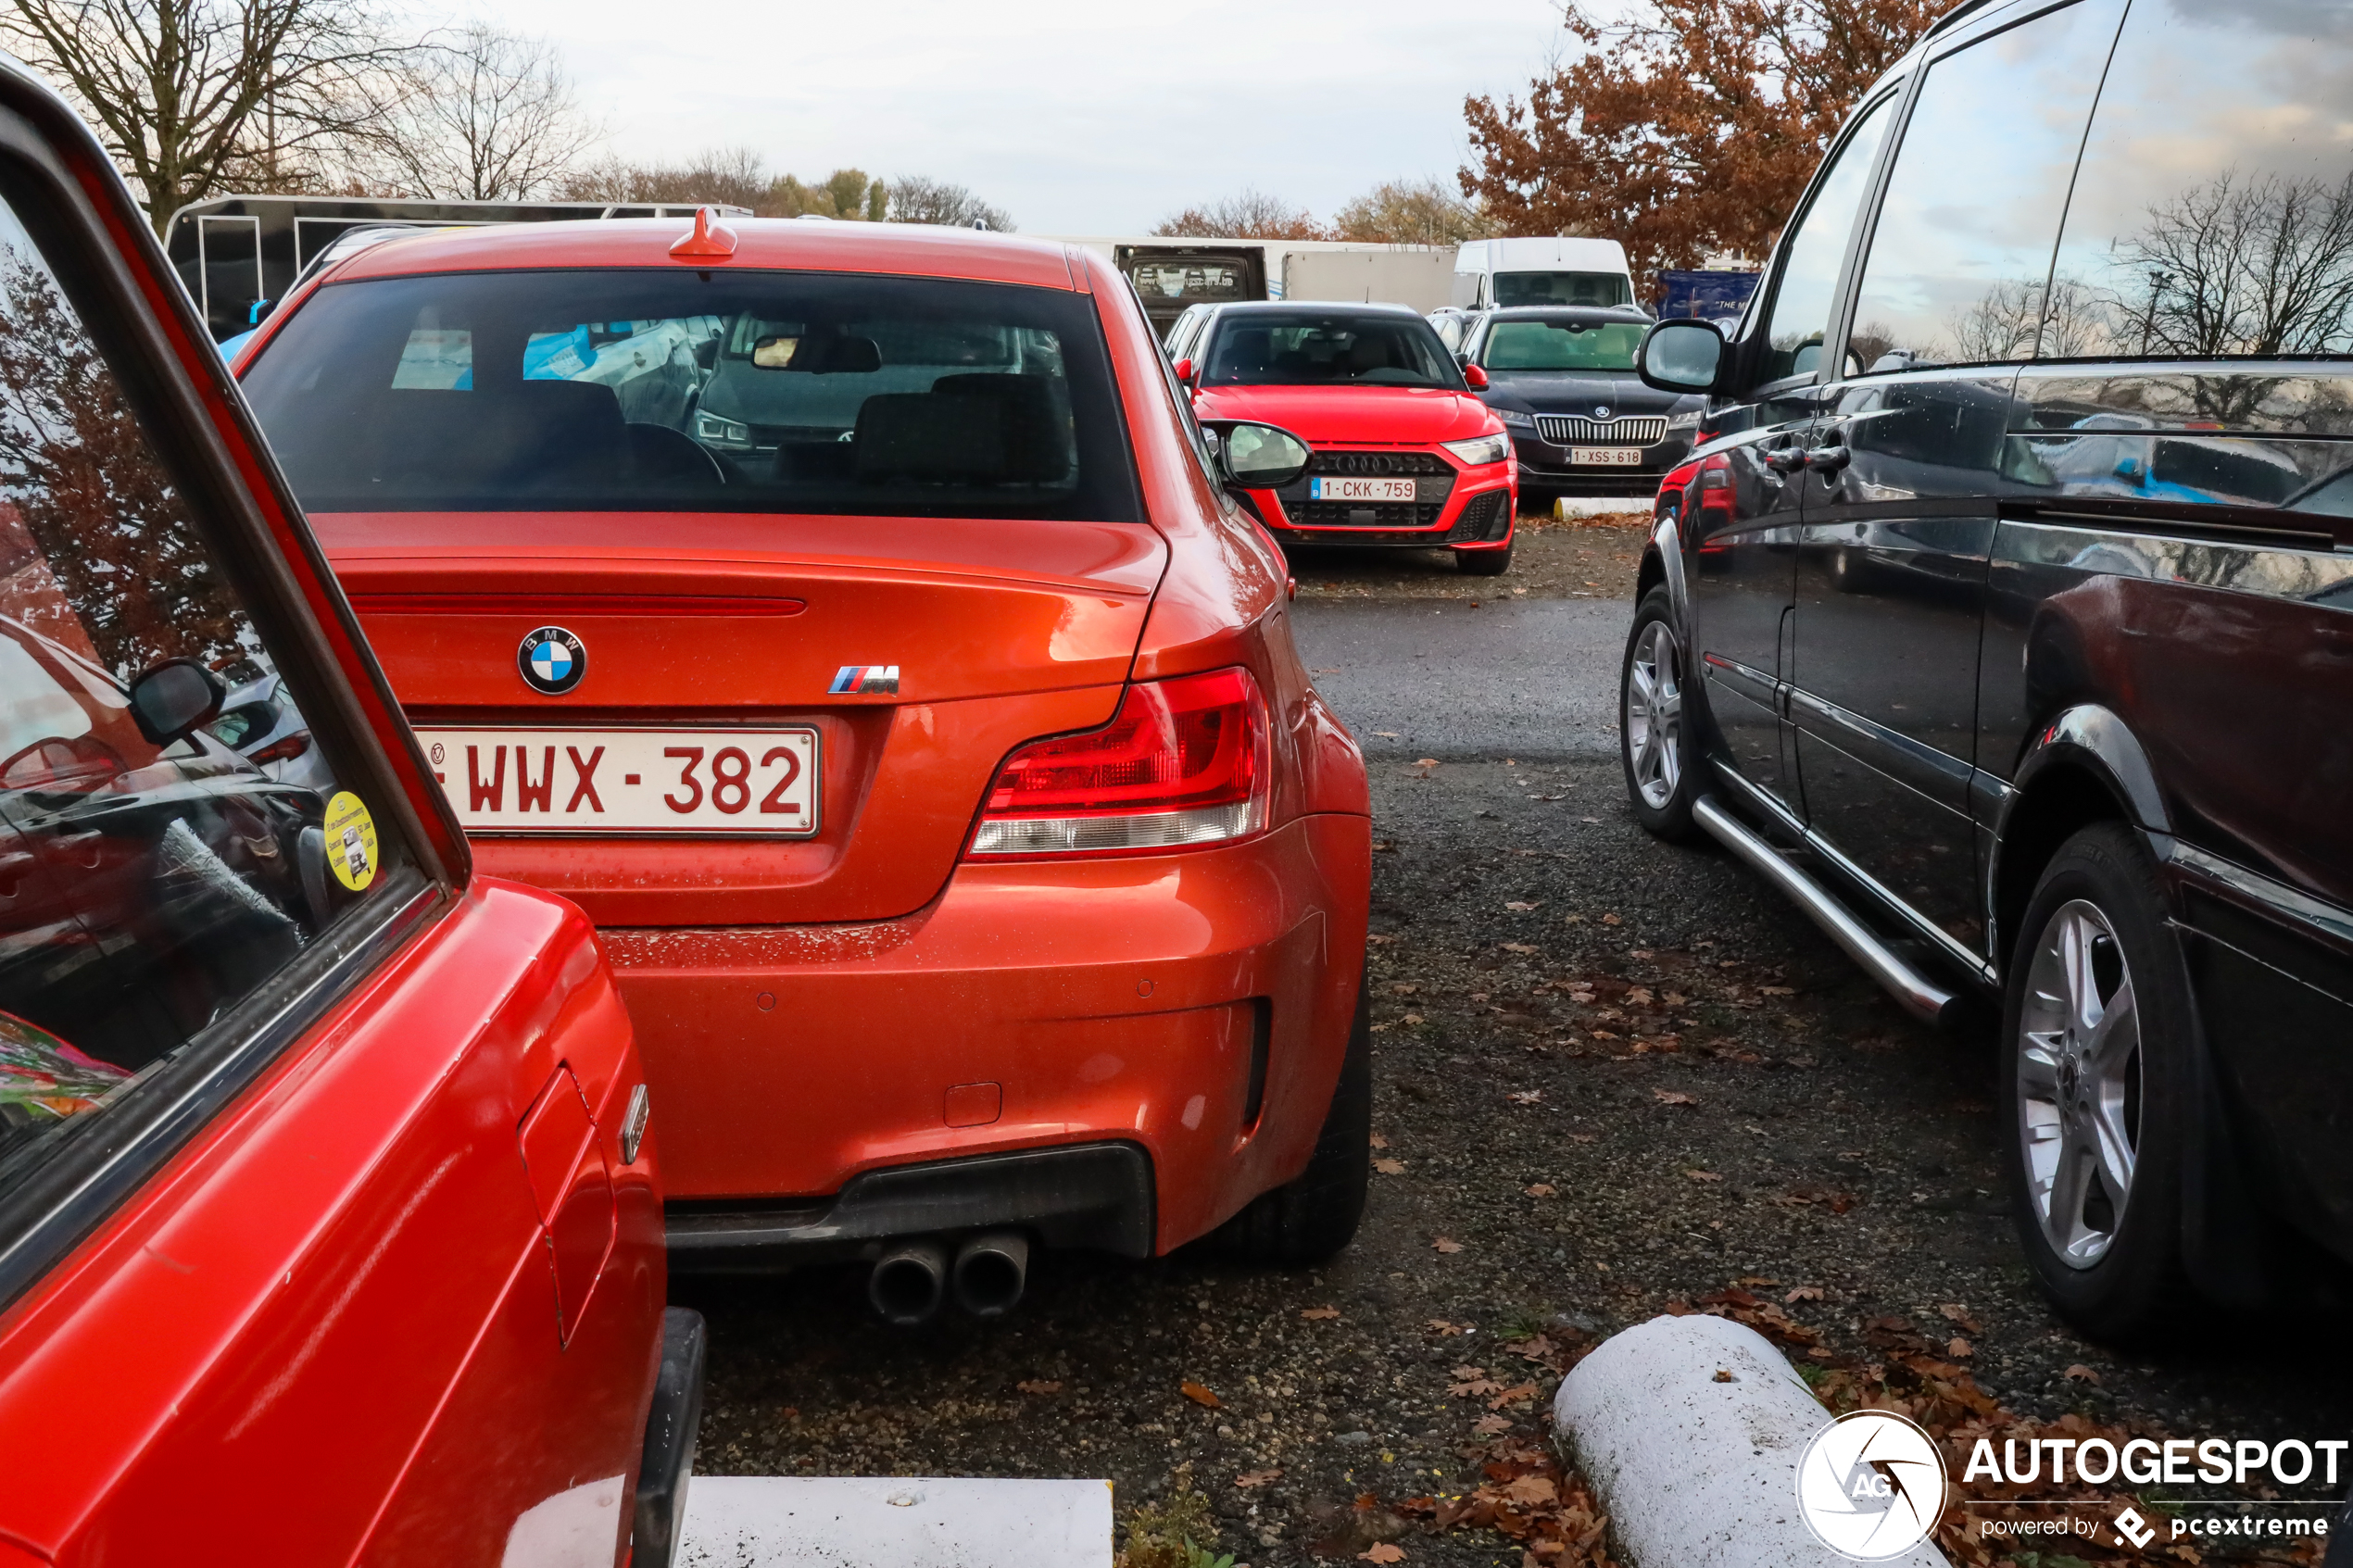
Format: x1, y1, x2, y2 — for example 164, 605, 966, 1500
1623, 0, 2353, 1341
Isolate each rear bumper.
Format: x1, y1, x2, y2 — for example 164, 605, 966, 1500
632, 1307, 706, 1568
667, 1141, 1153, 1271
598, 811, 1371, 1255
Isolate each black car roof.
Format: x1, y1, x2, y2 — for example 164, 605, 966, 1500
1486, 306, 1650, 322
1211, 299, 1425, 316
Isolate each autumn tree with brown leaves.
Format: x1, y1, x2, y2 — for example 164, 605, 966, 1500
1459, 0, 1940, 285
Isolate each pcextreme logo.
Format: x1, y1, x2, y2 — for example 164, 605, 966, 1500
1796, 1410, 1947, 1561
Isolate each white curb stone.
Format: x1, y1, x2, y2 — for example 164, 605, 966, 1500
1554, 496, 1650, 518
1553, 1313, 1949, 1568
675, 1475, 1113, 1568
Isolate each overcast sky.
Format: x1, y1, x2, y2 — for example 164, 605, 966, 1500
471, 0, 1573, 234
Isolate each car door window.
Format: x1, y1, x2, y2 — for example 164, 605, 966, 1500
2047, 0, 2353, 360
1757, 91, 1897, 384
1846, 0, 2125, 370
0, 185, 408, 1191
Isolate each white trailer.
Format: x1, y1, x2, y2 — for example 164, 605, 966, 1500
1279, 247, 1453, 310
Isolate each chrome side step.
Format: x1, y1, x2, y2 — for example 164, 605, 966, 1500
1692, 795, 1958, 1024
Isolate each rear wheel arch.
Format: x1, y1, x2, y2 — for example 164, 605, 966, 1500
1991, 706, 2172, 971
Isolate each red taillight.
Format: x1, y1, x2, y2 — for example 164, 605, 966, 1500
250, 731, 310, 764
967, 667, 1270, 858
1696, 451, 1733, 514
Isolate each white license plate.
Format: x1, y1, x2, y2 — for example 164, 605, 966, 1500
1570, 447, 1645, 467
1309, 476, 1417, 502
417, 728, 821, 835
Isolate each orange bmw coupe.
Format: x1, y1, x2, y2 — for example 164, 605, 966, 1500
234, 211, 1374, 1321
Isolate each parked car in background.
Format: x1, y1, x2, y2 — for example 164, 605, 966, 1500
1625, 0, 2353, 1345
1183, 301, 1517, 574
207, 659, 337, 794
1451, 236, 1642, 313
0, 57, 699, 1568
1458, 305, 1705, 509
233, 213, 1377, 1323
1428, 306, 1483, 355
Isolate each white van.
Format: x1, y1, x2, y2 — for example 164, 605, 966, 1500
1451, 236, 1642, 311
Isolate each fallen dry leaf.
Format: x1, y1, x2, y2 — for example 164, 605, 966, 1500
1757, 985, 1795, 996
1426, 1319, 1465, 1336
1654, 1089, 1698, 1106
1503, 1474, 1558, 1506
1451, 1364, 1486, 1378
1359, 1546, 1405, 1564
1508, 1089, 1543, 1105
1937, 1302, 1982, 1333
1471, 1412, 1513, 1434
1449, 1377, 1504, 1398
1389, 982, 1421, 996
1503, 942, 1539, 954
1488, 1381, 1539, 1409
1601, 912, 1622, 925
1300, 1305, 1340, 1321
1624, 986, 1655, 1006
1785, 1286, 1824, 1304
1180, 1380, 1222, 1408
1525, 1183, 1557, 1198
1374, 1157, 1407, 1175
1413, 758, 1440, 768
2064, 1364, 2100, 1385
1504, 900, 1541, 912
1685, 1168, 1722, 1182
1948, 1337, 1973, 1358
1713, 1368, 1734, 1383
1368, 1132, 1389, 1148
1015, 1379, 1062, 1395
1432, 1236, 1464, 1254
1236, 1468, 1283, 1488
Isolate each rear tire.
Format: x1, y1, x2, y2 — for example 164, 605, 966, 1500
1454, 544, 1514, 577
1218, 979, 1371, 1264
2000, 822, 2199, 1345
1620, 585, 1700, 840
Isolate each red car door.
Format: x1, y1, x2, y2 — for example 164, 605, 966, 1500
0, 62, 698, 1568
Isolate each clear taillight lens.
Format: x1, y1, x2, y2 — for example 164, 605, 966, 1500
967, 667, 1270, 858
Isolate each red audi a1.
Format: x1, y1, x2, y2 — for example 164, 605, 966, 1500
0, 62, 698, 1568
1179, 301, 1518, 575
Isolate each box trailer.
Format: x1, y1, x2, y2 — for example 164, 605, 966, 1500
1280, 248, 1453, 311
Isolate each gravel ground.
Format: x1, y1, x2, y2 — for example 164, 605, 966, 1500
683, 513, 2349, 1566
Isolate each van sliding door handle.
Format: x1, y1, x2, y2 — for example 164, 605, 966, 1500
1803, 445, 1851, 473
1763, 448, 1807, 474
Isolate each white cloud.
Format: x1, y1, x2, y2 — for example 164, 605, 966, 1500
456, 0, 1567, 232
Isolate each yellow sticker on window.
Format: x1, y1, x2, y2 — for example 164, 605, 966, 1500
323, 791, 379, 893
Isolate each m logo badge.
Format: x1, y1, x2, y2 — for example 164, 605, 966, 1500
829, 665, 900, 696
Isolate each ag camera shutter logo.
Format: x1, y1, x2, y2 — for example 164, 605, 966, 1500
1795, 1409, 1947, 1561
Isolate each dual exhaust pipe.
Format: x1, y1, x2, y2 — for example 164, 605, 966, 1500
867, 1232, 1029, 1326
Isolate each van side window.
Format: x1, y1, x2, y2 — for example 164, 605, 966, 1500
1758, 93, 1896, 384
1846, 0, 2124, 371
0, 188, 406, 1196
2050, 3, 2353, 359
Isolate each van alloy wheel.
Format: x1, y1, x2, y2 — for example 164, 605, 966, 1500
1627, 619, 1684, 810
2016, 897, 2142, 1269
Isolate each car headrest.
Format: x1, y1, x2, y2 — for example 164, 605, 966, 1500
854, 379, 1070, 486
349, 378, 630, 492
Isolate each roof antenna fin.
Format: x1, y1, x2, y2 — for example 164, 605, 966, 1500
670, 206, 738, 259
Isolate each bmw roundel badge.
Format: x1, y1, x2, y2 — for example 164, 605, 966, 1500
518, 626, 586, 696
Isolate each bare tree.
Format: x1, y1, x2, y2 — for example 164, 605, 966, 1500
1331, 178, 1495, 246
2116, 169, 2353, 359
1, 0, 409, 231
560, 146, 771, 209
367, 24, 596, 201
1154, 190, 1329, 240
883, 174, 1012, 231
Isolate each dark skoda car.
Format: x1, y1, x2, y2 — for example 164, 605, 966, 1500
1622, 0, 2353, 1343
1460, 306, 1705, 508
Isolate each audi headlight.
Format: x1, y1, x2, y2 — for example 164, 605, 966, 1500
694, 410, 752, 449
1442, 433, 1510, 466
1493, 408, 1536, 429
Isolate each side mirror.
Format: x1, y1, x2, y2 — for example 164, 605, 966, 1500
129, 658, 225, 746
1172, 357, 1194, 386
1463, 363, 1490, 391
1637, 319, 1726, 395
1201, 420, 1311, 491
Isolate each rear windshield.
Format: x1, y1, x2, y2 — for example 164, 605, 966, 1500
1494, 270, 1631, 308
1200, 311, 1462, 390
240, 270, 1140, 520
1480, 320, 1644, 372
